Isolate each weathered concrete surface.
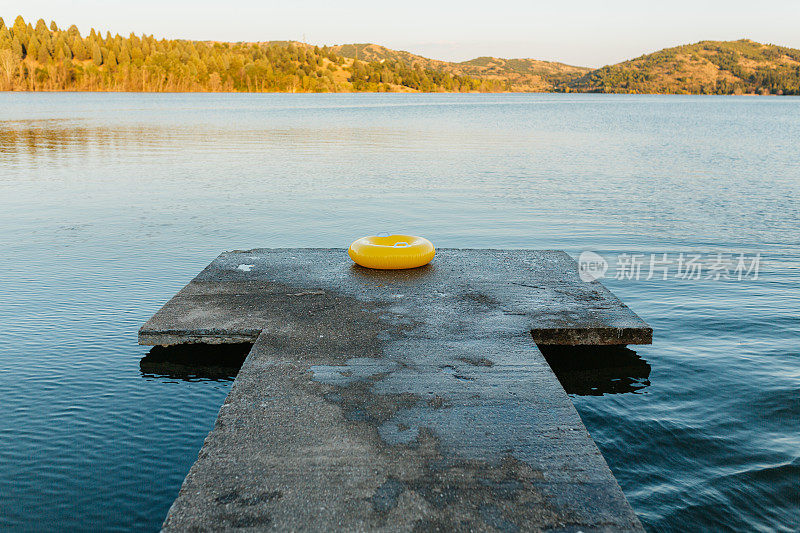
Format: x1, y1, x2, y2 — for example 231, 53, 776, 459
142, 249, 650, 531
140, 249, 652, 347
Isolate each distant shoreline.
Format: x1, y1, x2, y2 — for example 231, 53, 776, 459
1, 89, 793, 96
2, 15, 799, 95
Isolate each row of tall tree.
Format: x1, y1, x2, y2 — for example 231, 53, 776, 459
0, 16, 502, 92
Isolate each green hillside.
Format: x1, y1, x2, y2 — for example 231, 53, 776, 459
568, 40, 800, 95
331, 44, 589, 91
456, 56, 590, 91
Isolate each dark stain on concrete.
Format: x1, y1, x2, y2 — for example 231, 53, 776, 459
370, 478, 406, 513
386, 431, 563, 531
480, 504, 520, 533
317, 377, 422, 427
460, 291, 501, 308
214, 490, 282, 507
457, 356, 495, 367
427, 395, 446, 409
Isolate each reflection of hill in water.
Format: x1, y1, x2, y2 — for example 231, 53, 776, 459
0, 120, 164, 157
0, 119, 458, 161
140, 343, 252, 382
539, 345, 651, 396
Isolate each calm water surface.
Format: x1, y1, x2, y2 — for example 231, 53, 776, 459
1, 93, 798, 531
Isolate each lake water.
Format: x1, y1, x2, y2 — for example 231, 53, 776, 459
1, 93, 798, 532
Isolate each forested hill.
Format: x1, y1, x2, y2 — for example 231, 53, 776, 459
332, 41, 800, 95
1, 15, 799, 94
0, 16, 505, 92
569, 40, 800, 95
330, 43, 590, 91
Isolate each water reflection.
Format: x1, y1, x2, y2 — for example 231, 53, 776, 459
140, 343, 252, 381
0, 121, 131, 153
539, 345, 651, 396
0, 119, 449, 160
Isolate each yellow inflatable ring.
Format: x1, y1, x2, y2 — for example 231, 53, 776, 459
348, 235, 435, 270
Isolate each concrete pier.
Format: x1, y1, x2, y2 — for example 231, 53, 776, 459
140, 249, 651, 531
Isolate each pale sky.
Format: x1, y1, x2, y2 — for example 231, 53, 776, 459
6, 1, 800, 67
